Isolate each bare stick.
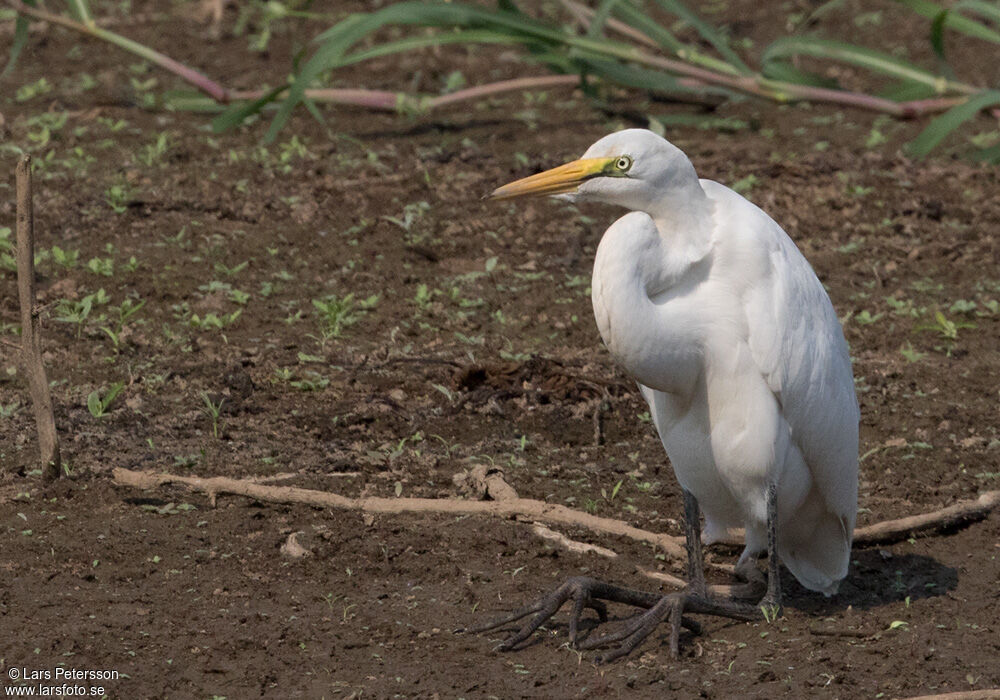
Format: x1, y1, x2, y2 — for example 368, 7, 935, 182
852, 490, 1000, 545
15, 155, 60, 479
114, 467, 688, 560
897, 691, 1000, 700
704, 490, 1000, 548
532, 524, 619, 558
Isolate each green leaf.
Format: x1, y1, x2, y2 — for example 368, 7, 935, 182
611, 1, 683, 53
972, 142, 1000, 163
212, 85, 287, 133
87, 391, 102, 417
892, 0, 1000, 43
954, 0, 1000, 26
761, 60, 839, 89
64, 0, 93, 24
268, 1, 633, 141
574, 56, 736, 98
908, 90, 1000, 156
929, 10, 957, 79
102, 381, 125, 410
762, 37, 945, 90
650, 0, 753, 74
878, 80, 939, 101
2, 1, 33, 79
652, 113, 750, 132
588, 0, 626, 39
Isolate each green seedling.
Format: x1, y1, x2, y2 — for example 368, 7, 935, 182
289, 370, 330, 392
87, 381, 125, 418
916, 310, 976, 341
100, 298, 146, 351
138, 132, 170, 166
199, 392, 224, 438
601, 479, 624, 503
51, 245, 80, 269
311, 293, 378, 343
86, 256, 114, 277
382, 201, 430, 233
853, 309, 884, 325
16, 77, 52, 102
899, 342, 927, 363
214, 260, 249, 277
189, 310, 242, 330
104, 181, 133, 214
54, 289, 110, 338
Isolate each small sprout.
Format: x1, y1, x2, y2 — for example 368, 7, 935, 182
199, 392, 225, 438
87, 382, 125, 418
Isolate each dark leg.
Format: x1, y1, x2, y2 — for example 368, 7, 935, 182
682, 489, 707, 597
468, 485, 781, 660
759, 482, 782, 620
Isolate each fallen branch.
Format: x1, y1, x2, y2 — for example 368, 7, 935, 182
852, 490, 1000, 545
708, 490, 1000, 548
897, 690, 1000, 700
15, 155, 60, 480
113, 468, 999, 563
113, 467, 688, 560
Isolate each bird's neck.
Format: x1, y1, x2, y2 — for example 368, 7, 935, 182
649, 177, 714, 260
640, 178, 714, 292
591, 202, 712, 396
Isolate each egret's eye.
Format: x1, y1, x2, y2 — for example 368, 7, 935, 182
615, 155, 633, 172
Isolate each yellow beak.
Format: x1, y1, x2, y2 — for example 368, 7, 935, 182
489, 157, 616, 200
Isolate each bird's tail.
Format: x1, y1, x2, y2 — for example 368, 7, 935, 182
778, 488, 852, 596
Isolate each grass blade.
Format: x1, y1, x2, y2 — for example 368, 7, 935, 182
268, 2, 629, 141
929, 10, 957, 79
610, 1, 682, 52
879, 80, 940, 101
761, 60, 839, 89
63, 0, 92, 24
2, 4, 31, 79
650, 0, 753, 74
588, 0, 626, 38
763, 37, 953, 92
579, 57, 737, 98
212, 85, 286, 133
892, 0, 1000, 43
954, 0, 1000, 26
908, 89, 1000, 156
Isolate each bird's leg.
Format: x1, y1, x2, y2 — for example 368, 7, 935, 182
464, 576, 701, 650
682, 488, 707, 597
469, 485, 782, 661
759, 481, 782, 621
579, 486, 784, 661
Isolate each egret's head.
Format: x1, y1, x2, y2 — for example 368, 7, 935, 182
489, 129, 695, 212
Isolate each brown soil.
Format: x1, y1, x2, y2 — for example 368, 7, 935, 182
1, 1, 999, 698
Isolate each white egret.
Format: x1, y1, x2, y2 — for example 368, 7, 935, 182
475, 129, 859, 661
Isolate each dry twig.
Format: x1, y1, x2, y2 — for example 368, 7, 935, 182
113, 467, 688, 560
114, 467, 1000, 568
897, 690, 1000, 700
15, 155, 60, 479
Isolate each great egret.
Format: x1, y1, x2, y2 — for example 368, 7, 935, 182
475, 129, 859, 661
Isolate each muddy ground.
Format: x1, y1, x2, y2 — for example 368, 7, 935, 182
1, 1, 999, 698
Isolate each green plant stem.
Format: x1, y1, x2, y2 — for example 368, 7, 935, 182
8, 0, 998, 124
7, 1, 582, 114
229, 75, 582, 112
7, 0, 229, 101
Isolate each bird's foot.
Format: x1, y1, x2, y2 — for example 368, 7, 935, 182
466, 576, 704, 660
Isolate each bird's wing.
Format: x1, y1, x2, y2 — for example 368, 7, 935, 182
703, 180, 859, 525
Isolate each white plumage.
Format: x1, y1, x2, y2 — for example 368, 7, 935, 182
493, 129, 859, 595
